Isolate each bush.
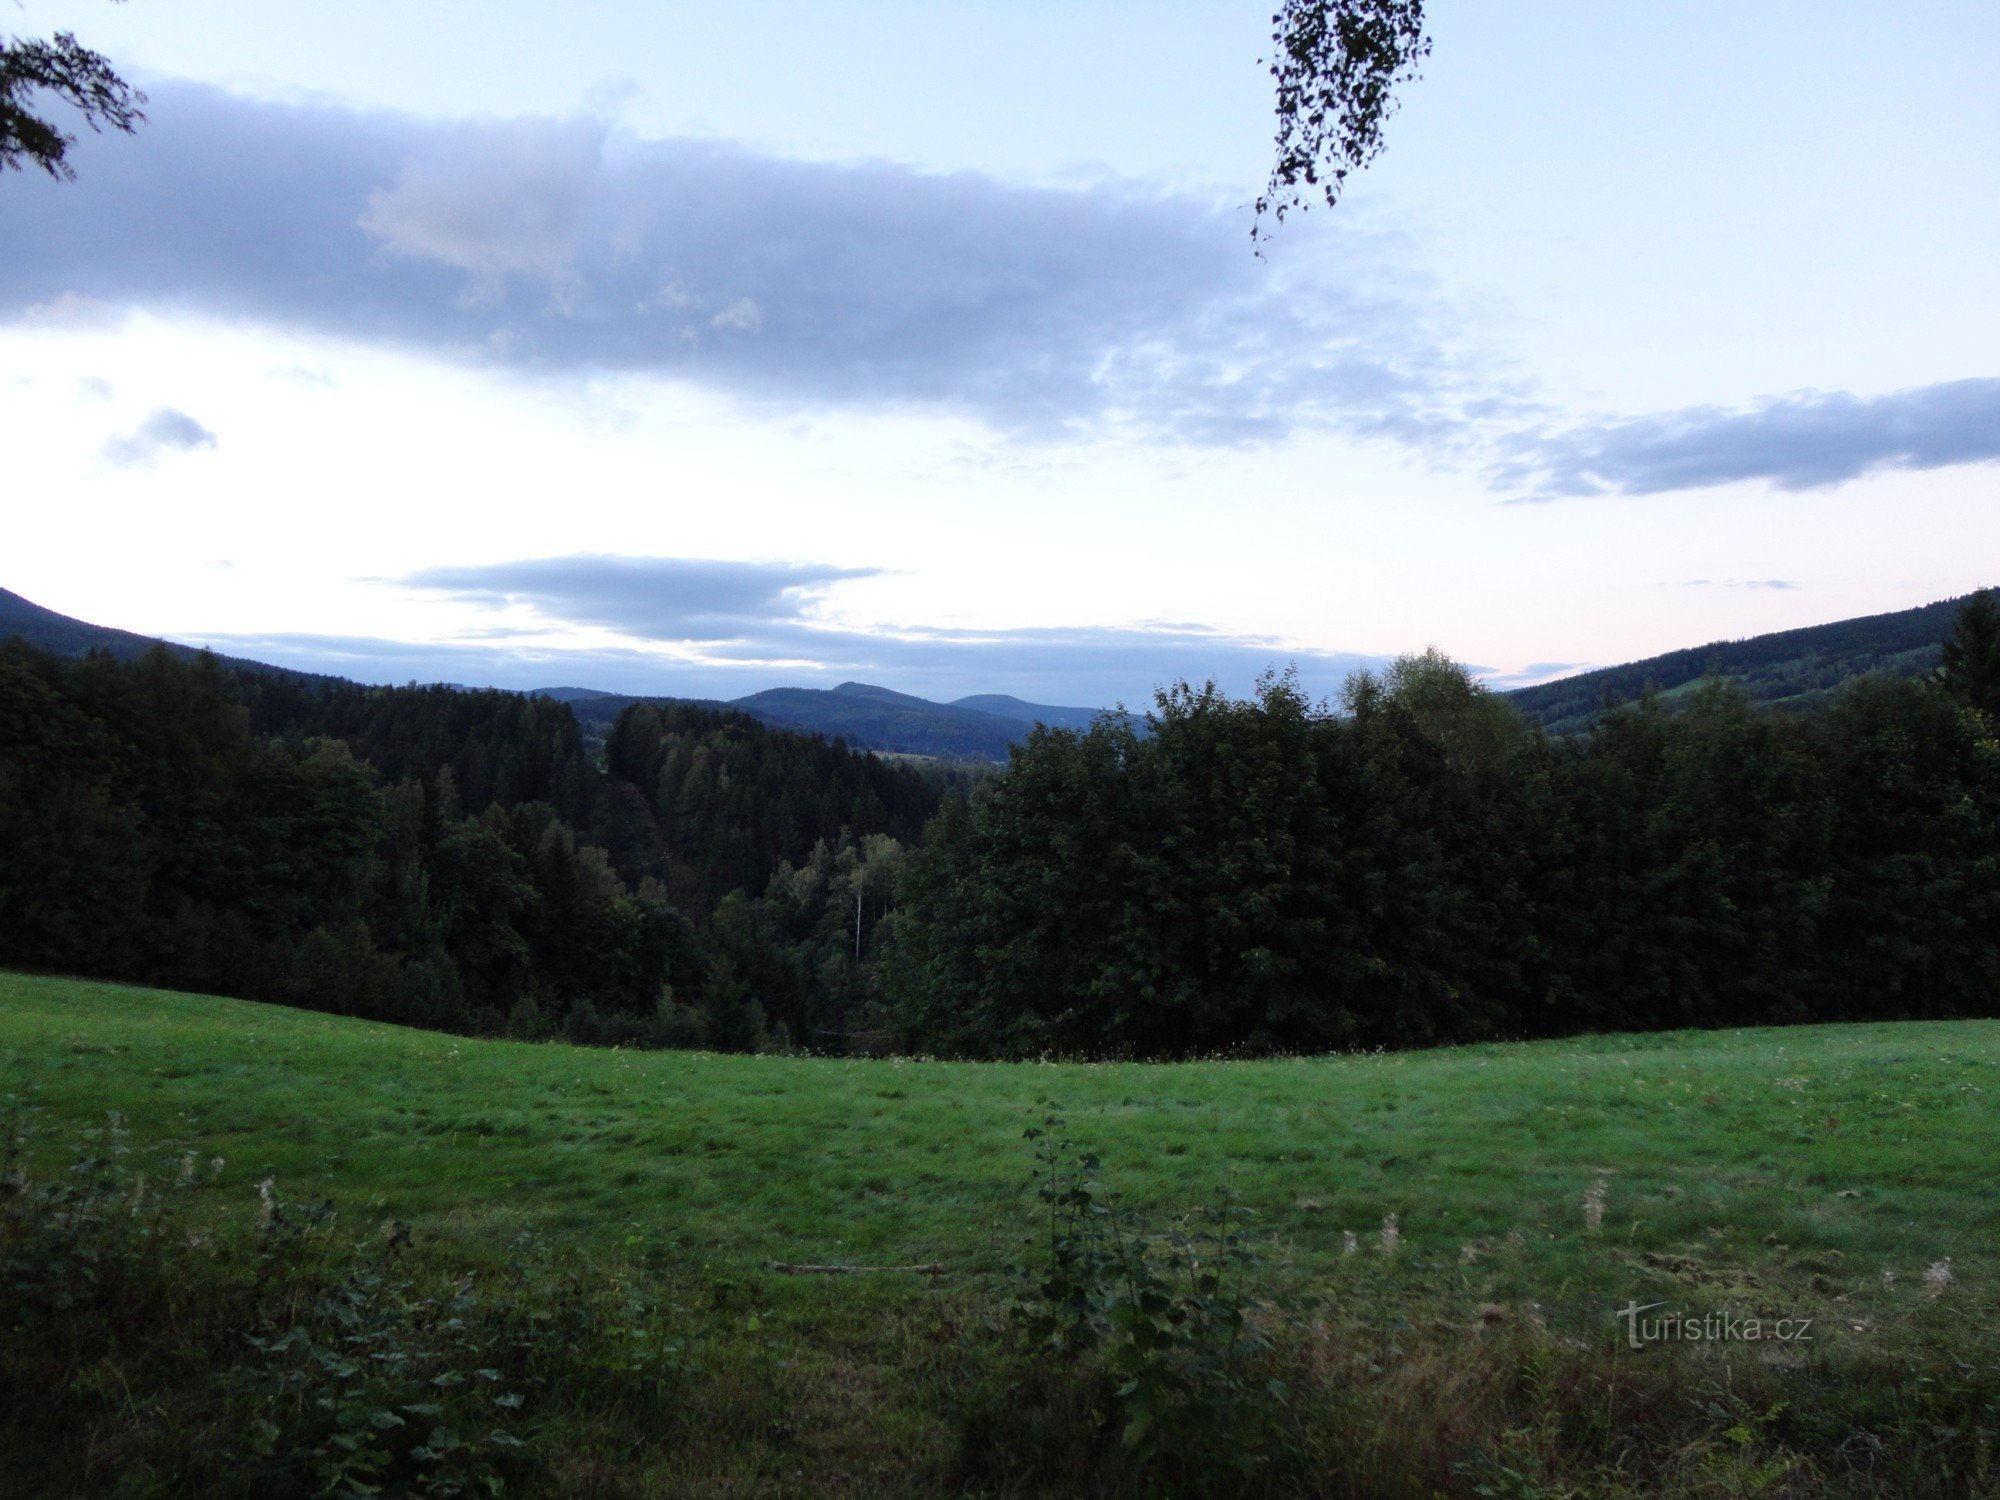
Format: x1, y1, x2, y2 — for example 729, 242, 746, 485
0, 1102, 694, 1498
1009, 1114, 1301, 1495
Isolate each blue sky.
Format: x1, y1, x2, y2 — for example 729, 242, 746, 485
3, 1, 1996, 704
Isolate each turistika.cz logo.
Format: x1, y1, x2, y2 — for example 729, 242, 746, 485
1615, 1301, 1814, 1350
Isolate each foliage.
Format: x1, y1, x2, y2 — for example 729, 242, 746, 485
1, 7, 145, 180
1015, 1116, 1296, 1492
6, 594, 1998, 1063
1939, 589, 2000, 720
1257, 0, 1430, 237
0, 1110, 609, 1496
889, 652, 2000, 1059
0, 641, 933, 1052
1504, 588, 1987, 736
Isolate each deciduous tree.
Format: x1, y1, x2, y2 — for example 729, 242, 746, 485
1257, 0, 1429, 238
2, 5, 145, 180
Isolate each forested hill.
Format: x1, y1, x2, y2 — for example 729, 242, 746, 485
11, 580, 1986, 754
0, 587, 1110, 760
0, 585, 333, 684
1504, 590, 1985, 734
0, 638, 951, 1051
723, 682, 1028, 761
557, 682, 1121, 761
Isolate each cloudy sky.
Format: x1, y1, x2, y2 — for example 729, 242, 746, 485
3, 1, 1996, 705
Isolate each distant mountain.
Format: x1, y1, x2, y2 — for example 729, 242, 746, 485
548, 682, 1125, 762
15, 581, 1980, 761
1, 585, 206, 663
949, 693, 1116, 733
0, 587, 1093, 760
730, 682, 1028, 760
0, 586, 330, 683
1503, 590, 1985, 734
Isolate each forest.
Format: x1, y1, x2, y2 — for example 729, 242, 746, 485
0, 644, 944, 1051
2, 591, 1995, 1061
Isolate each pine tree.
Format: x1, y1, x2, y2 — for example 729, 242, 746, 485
1940, 590, 2000, 719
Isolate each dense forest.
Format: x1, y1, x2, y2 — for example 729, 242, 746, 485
2, 592, 1996, 1059
0, 643, 947, 1050
1505, 590, 1981, 735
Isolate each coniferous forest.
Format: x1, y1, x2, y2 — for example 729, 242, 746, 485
2, 592, 1996, 1061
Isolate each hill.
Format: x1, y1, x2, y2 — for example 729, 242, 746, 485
1504, 589, 1986, 733
5, 969, 1997, 1496
0, 587, 1109, 760
949, 692, 1114, 733
561, 682, 1134, 762
10, 581, 1989, 755
0, 585, 331, 683
731, 681, 1030, 760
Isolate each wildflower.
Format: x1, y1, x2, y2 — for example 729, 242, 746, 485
1379, 1213, 1400, 1256
1582, 1176, 1608, 1233
1924, 1258, 1954, 1297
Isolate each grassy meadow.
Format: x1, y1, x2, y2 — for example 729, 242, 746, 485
5, 970, 1999, 1496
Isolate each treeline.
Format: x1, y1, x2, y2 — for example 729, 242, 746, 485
886, 597, 2000, 1057
0, 643, 943, 1048
1506, 590, 1979, 734
6, 595, 1997, 1060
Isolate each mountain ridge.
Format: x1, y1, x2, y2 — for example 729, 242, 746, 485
5, 583, 1986, 758
1501, 591, 1984, 734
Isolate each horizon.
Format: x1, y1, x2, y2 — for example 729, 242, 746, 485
7, 578, 1982, 715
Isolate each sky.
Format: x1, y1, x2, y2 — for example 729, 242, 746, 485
3, 0, 1996, 707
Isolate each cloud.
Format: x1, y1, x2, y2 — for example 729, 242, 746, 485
391, 555, 880, 641
1682, 578, 1798, 590
177, 551, 1408, 703
21, 292, 121, 328
1496, 377, 2000, 499
357, 116, 601, 299
194, 621, 1401, 707
709, 297, 761, 333
0, 80, 1483, 446
101, 406, 219, 468
1479, 660, 1592, 690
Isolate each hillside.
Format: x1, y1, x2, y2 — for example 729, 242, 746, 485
0, 587, 1105, 760
5, 970, 1997, 1496
13, 967, 1994, 1277
732, 681, 1029, 759
561, 682, 1131, 762
0, 585, 330, 683
10, 581, 1989, 755
1504, 589, 1986, 733
949, 692, 1112, 733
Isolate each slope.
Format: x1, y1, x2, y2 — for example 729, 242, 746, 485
1504, 589, 1986, 733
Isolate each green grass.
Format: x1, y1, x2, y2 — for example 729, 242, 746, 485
7, 971, 1995, 1287
6, 970, 2000, 1495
